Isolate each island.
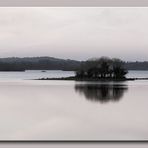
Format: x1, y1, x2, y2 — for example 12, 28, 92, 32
37, 57, 139, 81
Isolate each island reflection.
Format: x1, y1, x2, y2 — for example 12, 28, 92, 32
75, 83, 128, 103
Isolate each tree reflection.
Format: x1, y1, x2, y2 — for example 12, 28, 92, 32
75, 83, 128, 103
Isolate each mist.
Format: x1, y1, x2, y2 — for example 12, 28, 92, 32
0, 7, 148, 61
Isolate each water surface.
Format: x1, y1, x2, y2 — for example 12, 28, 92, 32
0, 70, 148, 140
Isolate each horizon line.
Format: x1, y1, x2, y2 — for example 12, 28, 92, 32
0, 56, 148, 63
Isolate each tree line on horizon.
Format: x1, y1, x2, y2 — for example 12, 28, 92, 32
0, 56, 147, 71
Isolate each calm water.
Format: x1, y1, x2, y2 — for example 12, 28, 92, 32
0, 70, 147, 80
0, 70, 148, 140
0, 70, 75, 81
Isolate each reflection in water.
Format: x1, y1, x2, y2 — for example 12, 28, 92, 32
75, 83, 128, 103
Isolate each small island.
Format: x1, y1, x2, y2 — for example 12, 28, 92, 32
37, 57, 139, 81
75, 57, 128, 81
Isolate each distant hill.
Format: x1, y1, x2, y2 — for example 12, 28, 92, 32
124, 61, 148, 70
0, 57, 148, 71
0, 57, 80, 71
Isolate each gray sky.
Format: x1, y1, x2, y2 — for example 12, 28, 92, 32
0, 7, 148, 61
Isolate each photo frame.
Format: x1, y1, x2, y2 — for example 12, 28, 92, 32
0, 0, 148, 148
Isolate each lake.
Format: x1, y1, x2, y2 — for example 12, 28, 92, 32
0, 70, 148, 140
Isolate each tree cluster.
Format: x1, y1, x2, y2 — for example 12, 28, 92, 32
76, 57, 128, 79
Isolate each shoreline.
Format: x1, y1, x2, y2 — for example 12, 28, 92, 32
34, 76, 148, 81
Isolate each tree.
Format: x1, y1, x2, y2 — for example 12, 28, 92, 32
112, 58, 128, 79
75, 57, 128, 80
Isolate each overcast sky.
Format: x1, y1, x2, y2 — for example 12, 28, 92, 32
0, 7, 148, 61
